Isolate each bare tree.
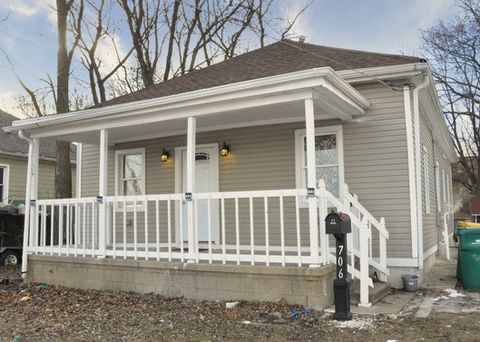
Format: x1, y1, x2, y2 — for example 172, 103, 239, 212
17, 79, 50, 117
422, 0, 480, 195
0, 12, 11, 23
118, 0, 311, 86
54, 0, 84, 199
77, 0, 134, 105
117, 0, 163, 87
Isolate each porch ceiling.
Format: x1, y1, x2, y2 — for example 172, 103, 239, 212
4, 67, 370, 144
45, 99, 344, 144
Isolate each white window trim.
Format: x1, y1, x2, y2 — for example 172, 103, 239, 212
442, 169, 446, 204
0, 163, 10, 204
294, 125, 345, 206
435, 162, 441, 212
445, 173, 452, 212
115, 148, 146, 211
422, 146, 430, 214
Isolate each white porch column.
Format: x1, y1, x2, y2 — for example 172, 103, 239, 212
98, 129, 108, 257
21, 136, 39, 275
75, 143, 82, 198
305, 97, 320, 263
186, 117, 196, 257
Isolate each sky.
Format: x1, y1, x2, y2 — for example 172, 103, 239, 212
0, 0, 458, 117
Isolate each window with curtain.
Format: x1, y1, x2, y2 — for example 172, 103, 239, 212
295, 126, 343, 199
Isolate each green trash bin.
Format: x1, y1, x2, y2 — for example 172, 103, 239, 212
457, 226, 480, 290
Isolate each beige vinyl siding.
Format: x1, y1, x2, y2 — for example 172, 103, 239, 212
419, 106, 454, 257
81, 122, 342, 247
80, 82, 413, 258
0, 155, 76, 203
435, 141, 454, 235
343, 83, 411, 258
419, 109, 437, 253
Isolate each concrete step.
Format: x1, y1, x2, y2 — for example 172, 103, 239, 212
350, 279, 391, 305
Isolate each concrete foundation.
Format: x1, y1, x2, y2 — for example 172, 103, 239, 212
26, 255, 336, 310
388, 242, 458, 289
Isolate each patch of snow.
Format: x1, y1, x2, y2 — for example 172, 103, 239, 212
242, 320, 251, 325
386, 340, 398, 342
443, 288, 465, 298
432, 296, 449, 302
225, 301, 239, 309
333, 316, 375, 330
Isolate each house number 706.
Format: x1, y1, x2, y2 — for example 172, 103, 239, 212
338, 244, 344, 279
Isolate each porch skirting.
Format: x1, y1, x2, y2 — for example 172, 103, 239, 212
26, 255, 335, 310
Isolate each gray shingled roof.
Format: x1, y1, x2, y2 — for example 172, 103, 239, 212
97, 39, 424, 108
0, 110, 58, 159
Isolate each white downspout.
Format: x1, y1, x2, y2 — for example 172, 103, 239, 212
18, 130, 33, 278
413, 75, 430, 269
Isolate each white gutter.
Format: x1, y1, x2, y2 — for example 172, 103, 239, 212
413, 75, 430, 269
17, 130, 32, 144
337, 62, 428, 82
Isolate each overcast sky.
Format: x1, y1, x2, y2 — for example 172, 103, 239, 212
0, 0, 457, 117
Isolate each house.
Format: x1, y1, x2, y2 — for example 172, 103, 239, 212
4, 39, 456, 309
0, 110, 77, 204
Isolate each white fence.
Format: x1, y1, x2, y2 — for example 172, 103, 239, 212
25, 181, 388, 306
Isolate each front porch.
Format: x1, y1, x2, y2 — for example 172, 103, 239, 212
26, 181, 388, 307
15, 67, 388, 307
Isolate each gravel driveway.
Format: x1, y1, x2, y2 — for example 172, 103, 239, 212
1, 266, 478, 341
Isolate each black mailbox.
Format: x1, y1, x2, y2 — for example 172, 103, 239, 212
325, 211, 351, 235
325, 210, 352, 321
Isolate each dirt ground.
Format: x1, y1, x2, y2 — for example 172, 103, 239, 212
1, 266, 479, 341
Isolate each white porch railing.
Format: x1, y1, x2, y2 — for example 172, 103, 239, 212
25, 181, 388, 307
334, 183, 389, 307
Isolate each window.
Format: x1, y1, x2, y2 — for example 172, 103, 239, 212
422, 147, 430, 214
115, 148, 145, 197
442, 169, 446, 204
0, 165, 9, 204
446, 175, 451, 212
295, 126, 344, 199
435, 162, 441, 212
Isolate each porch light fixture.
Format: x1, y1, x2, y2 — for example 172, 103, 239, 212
161, 149, 170, 162
220, 142, 230, 156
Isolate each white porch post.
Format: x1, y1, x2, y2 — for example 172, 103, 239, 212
21, 136, 39, 275
98, 129, 108, 257
186, 117, 196, 257
75, 143, 82, 198
305, 97, 320, 263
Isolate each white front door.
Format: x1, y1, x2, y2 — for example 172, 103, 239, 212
178, 144, 219, 243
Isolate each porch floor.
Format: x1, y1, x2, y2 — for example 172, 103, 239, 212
35, 245, 324, 268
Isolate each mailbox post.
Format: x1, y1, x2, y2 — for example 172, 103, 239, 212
325, 211, 352, 321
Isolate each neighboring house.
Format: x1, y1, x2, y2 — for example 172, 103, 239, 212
0, 111, 76, 204
469, 196, 480, 222
5, 39, 456, 309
